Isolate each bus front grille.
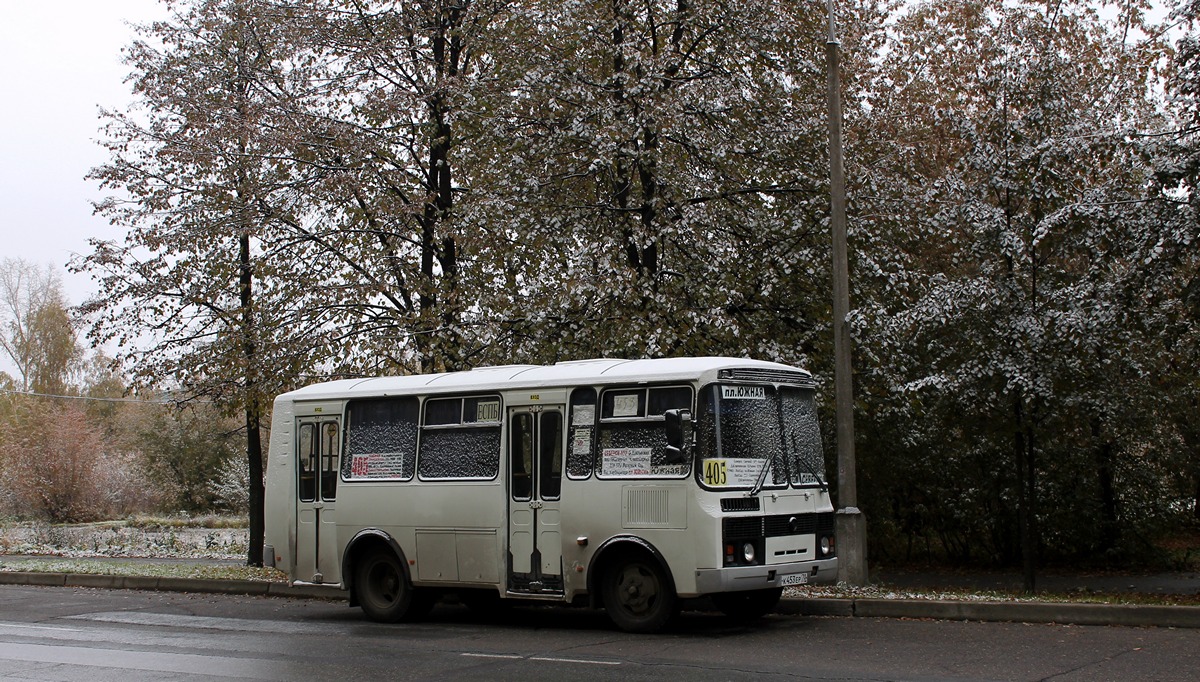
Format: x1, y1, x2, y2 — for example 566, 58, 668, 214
720, 497, 761, 512
723, 512, 835, 540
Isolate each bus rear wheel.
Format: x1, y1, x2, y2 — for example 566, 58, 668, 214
602, 555, 678, 633
712, 587, 783, 622
356, 549, 428, 623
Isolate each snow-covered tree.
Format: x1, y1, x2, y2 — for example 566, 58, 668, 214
465, 0, 887, 366
79, 0, 322, 565
1146, 0, 1200, 525
854, 0, 1169, 586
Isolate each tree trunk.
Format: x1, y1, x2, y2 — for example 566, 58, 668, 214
1194, 469, 1200, 522
1092, 418, 1119, 553
246, 400, 264, 567
1014, 395, 1037, 593
414, 5, 463, 373
239, 230, 265, 567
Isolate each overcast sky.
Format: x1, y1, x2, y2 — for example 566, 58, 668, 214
1, 0, 166, 307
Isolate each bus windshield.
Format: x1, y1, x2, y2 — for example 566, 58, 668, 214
696, 383, 825, 490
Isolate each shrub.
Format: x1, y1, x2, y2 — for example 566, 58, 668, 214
1, 402, 107, 522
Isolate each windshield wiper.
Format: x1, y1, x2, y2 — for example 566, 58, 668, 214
791, 434, 828, 493
747, 457, 771, 497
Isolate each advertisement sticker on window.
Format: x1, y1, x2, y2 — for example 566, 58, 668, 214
601, 447, 652, 476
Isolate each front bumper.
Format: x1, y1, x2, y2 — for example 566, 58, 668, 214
693, 557, 838, 595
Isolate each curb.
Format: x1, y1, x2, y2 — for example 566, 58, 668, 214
3, 571, 1198, 628
776, 597, 1200, 628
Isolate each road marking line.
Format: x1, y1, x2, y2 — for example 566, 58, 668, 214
531, 656, 620, 666
460, 653, 619, 666
0, 623, 82, 632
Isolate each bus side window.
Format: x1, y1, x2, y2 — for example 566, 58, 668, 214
417, 395, 502, 480
343, 397, 419, 482
540, 411, 563, 499
298, 423, 316, 502
510, 412, 533, 500
648, 386, 692, 416
596, 385, 693, 479
566, 388, 596, 479
321, 422, 338, 502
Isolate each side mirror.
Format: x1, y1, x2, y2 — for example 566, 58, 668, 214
664, 408, 692, 464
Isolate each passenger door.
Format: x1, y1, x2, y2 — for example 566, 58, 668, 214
507, 406, 564, 594
295, 417, 340, 583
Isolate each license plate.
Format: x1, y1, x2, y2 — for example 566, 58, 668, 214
781, 573, 808, 586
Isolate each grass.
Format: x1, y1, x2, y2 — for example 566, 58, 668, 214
124, 514, 249, 530
0, 518, 247, 560
0, 517, 273, 583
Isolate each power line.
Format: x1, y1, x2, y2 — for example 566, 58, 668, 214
0, 388, 205, 405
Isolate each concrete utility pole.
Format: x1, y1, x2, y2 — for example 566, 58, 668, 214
826, 0, 867, 586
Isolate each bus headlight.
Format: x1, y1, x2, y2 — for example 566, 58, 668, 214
819, 535, 835, 557
742, 542, 756, 563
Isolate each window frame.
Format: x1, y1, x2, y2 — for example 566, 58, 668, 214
341, 396, 421, 483
695, 382, 824, 492
565, 387, 598, 480
595, 384, 694, 480
416, 393, 504, 481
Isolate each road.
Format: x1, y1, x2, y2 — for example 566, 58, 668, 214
0, 586, 1197, 681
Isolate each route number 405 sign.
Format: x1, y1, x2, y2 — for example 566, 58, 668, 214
703, 459, 728, 486
702, 458, 767, 487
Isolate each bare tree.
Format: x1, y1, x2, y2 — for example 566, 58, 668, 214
0, 258, 80, 395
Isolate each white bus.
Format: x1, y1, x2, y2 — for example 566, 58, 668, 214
264, 357, 837, 632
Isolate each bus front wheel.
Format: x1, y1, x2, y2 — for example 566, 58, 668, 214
601, 554, 678, 633
356, 549, 425, 623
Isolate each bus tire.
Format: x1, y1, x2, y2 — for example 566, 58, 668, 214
356, 548, 420, 623
601, 553, 678, 633
712, 587, 782, 622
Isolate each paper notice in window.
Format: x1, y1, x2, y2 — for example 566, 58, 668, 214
601, 448, 652, 476
613, 395, 639, 417
573, 405, 595, 426
572, 428, 592, 455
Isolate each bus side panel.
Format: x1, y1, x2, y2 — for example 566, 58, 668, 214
263, 397, 297, 574
336, 479, 507, 588
559, 479, 700, 598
